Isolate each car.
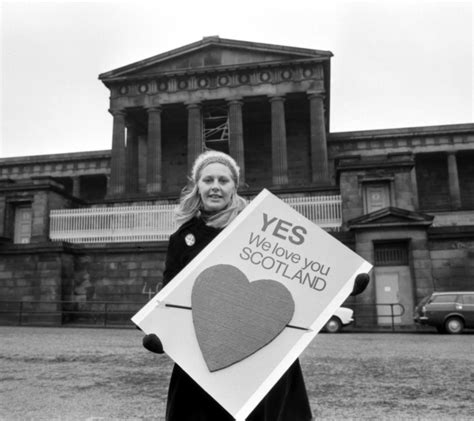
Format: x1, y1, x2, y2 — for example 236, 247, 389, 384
323, 307, 354, 333
414, 291, 474, 334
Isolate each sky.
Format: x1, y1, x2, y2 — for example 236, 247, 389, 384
0, 0, 473, 158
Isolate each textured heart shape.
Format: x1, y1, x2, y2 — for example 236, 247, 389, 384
192, 264, 295, 372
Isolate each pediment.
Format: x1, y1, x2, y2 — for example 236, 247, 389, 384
99, 36, 332, 80
348, 207, 434, 229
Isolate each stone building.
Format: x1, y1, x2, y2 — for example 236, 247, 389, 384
1, 37, 473, 328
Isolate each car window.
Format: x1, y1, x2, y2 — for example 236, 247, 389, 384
461, 295, 474, 305
431, 294, 457, 304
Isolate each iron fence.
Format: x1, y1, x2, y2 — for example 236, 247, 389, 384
0, 300, 406, 331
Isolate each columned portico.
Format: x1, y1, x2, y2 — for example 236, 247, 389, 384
270, 96, 288, 186
447, 151, 461, 209
308, 92, 329, 183
187, 103, 203, 172
101, 37, 334, 196
228, 99, 245, 184
146, 107, 162, 193
109, 110, 126, 195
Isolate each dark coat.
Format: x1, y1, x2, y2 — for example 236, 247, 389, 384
163, 217, 313, 421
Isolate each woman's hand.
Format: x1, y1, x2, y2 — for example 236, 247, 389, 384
350, 273, 370, 296
142, 333, 164, 354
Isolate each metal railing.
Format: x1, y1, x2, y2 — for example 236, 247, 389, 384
348, 303, 406, 332
0, 300, 141, 328
49, 195, 342, 243
0, 300, 406, 331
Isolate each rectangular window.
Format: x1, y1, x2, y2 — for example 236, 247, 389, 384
431, 294, 457, 304
14, 206, 32, 244
374, 241, 408, 266
461, 294, 474, 305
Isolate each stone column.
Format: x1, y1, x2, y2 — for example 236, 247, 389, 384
72, 176, 80, 197
125, 122, 139, 194
308, 92, 329, 184
146, 106, 162, 193
447, 151, 461, 209
228, 99, 245, 185
269, 96, 288, 185
108, 110, 126, 195
187, 103, 202, 172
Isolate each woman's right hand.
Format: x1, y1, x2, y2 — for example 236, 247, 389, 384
142, 334, 164, 354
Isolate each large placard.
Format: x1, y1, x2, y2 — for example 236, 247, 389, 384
132, 189, 372, 420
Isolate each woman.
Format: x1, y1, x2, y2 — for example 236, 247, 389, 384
143, 150, 368, 420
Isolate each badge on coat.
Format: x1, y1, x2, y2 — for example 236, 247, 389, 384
185, 233, 196, 246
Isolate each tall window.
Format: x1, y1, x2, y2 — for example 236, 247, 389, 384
14, 205, 32, 244
202, 105, 229, 153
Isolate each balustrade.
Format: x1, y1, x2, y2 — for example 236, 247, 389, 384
49, 195, 342, 243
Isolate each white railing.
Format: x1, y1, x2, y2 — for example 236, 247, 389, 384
49, 195, 341, 243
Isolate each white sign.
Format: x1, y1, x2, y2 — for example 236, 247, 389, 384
132, 189, 372, 420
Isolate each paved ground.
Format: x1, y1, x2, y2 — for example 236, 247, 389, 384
1, 327, 473, 420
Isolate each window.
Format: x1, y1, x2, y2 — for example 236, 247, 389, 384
14, 205, 32, 244
461, 294, 474, 305
374, 241, 408, 266
431, 295, 457, 304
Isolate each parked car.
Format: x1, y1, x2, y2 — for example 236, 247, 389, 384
414, 291, 474, 334
323, 307, 354, 333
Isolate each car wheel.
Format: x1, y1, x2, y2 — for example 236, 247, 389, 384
444, 317, 464, 334
325, 317, 342, 333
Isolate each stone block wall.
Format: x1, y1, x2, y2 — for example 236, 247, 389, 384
339, 162, 416, 226
352, 227, 434, 324
0, 246, 65, 324
0, 242, 168, 326
428, 236, 474, 291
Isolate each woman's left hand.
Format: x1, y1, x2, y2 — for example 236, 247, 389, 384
350, 273, 370, 296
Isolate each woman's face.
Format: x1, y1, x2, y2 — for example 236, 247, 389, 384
197, 163, 236, 212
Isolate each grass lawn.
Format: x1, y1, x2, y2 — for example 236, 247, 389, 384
1, 327, 473, 420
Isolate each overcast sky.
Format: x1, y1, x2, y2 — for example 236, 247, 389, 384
1, 0, 472, 158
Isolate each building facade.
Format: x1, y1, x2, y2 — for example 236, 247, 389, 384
1, 37, 473, 328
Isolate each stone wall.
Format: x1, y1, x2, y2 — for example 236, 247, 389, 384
339, 159, 416, 226
428, 230, 474, 291
0, 242, 168, 325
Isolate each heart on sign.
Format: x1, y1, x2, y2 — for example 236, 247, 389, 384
192, 264, 295, 372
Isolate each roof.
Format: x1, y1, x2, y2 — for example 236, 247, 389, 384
99, 36, 333, 81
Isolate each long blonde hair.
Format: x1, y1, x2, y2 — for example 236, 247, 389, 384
174, 181, 247, 228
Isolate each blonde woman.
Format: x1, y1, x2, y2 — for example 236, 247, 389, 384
143, 150, 369, 420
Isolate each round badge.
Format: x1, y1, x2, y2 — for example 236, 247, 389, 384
185, 233, 196, 247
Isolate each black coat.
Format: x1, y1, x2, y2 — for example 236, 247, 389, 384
163, 217, 313, 421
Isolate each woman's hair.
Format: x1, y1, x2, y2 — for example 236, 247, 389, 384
174, 151, 247, 228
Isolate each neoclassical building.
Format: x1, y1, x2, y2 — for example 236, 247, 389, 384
99, 35, 333, 198
1, 37, 473, 328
